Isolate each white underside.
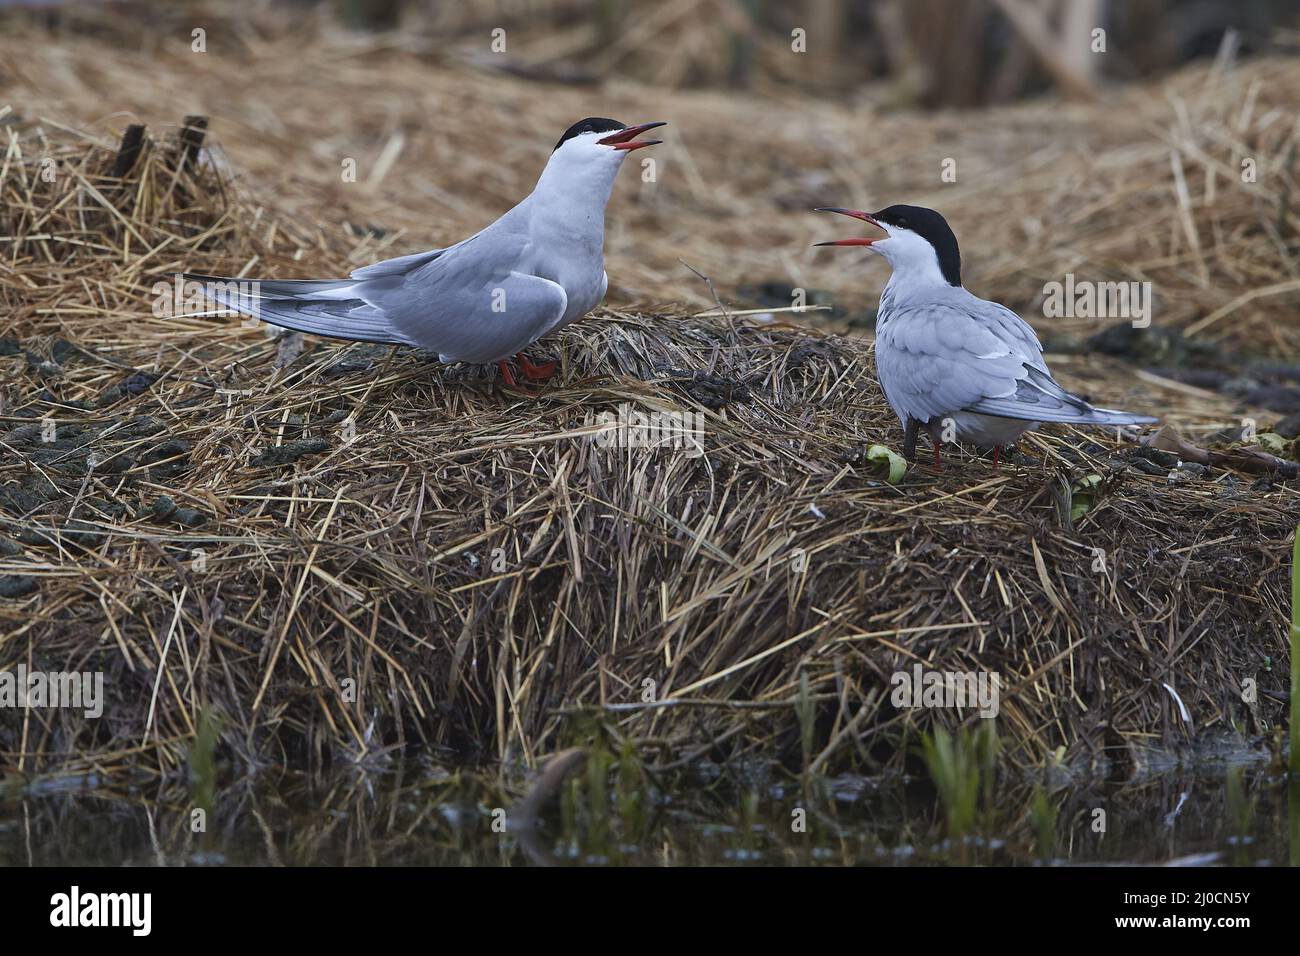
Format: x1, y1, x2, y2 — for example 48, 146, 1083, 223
939, 412, 1037, 449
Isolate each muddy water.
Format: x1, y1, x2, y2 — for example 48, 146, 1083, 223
1, 761, 1294, 866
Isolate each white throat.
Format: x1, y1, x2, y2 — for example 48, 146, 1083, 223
523, 136, 629, 271
875, 226, 953, 288
532, 139, 625, 213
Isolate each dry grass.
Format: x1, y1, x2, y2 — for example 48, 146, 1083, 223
1, 15, 1298, 779
1, 117, 1296, 779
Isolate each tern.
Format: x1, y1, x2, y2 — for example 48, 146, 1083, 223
185, 118, 665, 387
814, 204, 1156, 468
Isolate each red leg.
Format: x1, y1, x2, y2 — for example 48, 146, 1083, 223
496, 360, 517, 388
515, 352, 557, 382
932, 441, 942, 470
992, 445, 1001, 471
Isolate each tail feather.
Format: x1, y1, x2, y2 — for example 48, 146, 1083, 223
1072, 406, 1159, 426
967, 363, 1156, 426
969, 397, 1157, 426
180, 273, 414, 346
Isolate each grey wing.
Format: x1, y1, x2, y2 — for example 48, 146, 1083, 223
960, 296, 1154, 424
179, 243, 460, 346
349, 246, 449, 280
875, 302, 1034, 426
974, 298, 1045, 371
183, 226, 567, 363
879, 297, 1156, 427
967, 365, 1157, 425
391, 269, 566, 363
373, 233, 568, 364
179, 273, 419, 345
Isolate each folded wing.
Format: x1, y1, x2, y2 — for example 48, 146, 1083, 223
877, 299, 1155, 426
967, 365, 1156, 425
183, 230, 568, 364
181, 273, 414, 345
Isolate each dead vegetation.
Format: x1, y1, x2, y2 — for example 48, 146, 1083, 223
0, 113, 1296, 779
0, 15, 1298, 779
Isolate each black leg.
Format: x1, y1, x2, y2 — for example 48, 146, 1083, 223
903, 419, 918, 462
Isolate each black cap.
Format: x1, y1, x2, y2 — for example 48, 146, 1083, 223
873, 205, 962, 287
554, 117, 626, 152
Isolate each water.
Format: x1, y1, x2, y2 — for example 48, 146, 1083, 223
2, 759, 1294, 866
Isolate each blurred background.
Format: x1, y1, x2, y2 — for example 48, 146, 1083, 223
9, 0, 1299, 105
344, 0, 1300, 106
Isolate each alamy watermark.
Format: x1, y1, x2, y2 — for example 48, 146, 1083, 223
50, 886, 150, 936
0, 665, 104, 718
592, 403, 705, 457
890, 664, 1000, 718
1042, 273, 1151, 328
151, 274, 259, 322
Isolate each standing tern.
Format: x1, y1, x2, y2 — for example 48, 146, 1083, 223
815, 204, 1156, 468
185, 118, 665, 387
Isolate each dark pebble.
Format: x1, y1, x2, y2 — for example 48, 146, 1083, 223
1131, 447, 1179, 467
1244, 385, 1300, 414
121, 372, 158, 395
0, 575, 38, 599
1, 423, 42, 445
151, 496, 178, 519
95, 385, 124, 407
143, 439, 192, 478
51, 339, 82, 365
173, 508, 207, 527
150, 496, 206, 527
251, 438, 330, 467
1275, 412, 1300, 439
1129, 457, 1168, 476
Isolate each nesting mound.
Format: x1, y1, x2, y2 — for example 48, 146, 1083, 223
0, 121, 1295, 779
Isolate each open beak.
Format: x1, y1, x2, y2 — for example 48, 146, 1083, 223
813, 207, 883, 247
599, 121, 667, 151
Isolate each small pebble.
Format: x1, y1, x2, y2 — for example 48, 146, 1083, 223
0, 575, 38, 598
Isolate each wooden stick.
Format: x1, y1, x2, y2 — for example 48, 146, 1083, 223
110, 124, 146, 179
179, 115, 208, 172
